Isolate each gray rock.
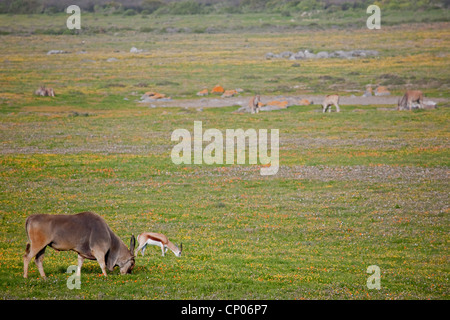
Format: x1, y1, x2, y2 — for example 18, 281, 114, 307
139, 95, 172, 103
375, 92, 390, 96
233, 106, 251, 113
280, 51, 293, 58
266, 49, 379, 60
351, 50, 379, 57
316, 51, 329, 59
336, 50, 352, 58
304, 50, 316, 59
130, 47, 143, 53
47, 50, 68, 55
289, 51, 305, 60
374, 87, 390, 96
365, 50, 379, 56
165, 27, 179, 33
260, 105, 286, 111
351, 50, 366, 57
423, 100, 437, 109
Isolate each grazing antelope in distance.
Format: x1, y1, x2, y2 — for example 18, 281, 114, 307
397, 90, 424, 111
34, 86, 55, 97
322, 94, 340, 113
249, 94, 261, 114
135, 232, 182, 257
23, 212, 135, 279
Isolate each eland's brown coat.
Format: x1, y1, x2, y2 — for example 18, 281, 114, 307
23, 211, 135, 279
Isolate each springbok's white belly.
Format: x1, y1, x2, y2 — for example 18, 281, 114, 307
145, 239, 164, 248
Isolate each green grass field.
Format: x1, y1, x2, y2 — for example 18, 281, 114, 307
0, 11, 449, 300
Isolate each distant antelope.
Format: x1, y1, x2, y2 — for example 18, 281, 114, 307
135, 232, 182, 257
249, 95, 261, 114
34, 86, 55, 97
322, 94, 340, 113
23, 212, 135, 279
397, 90, 423, 111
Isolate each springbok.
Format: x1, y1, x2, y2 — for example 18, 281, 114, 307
135, 232, 182, 257
249, 95, 261, 114
322, 94, 340, 113
397, 90, 424, 111
34, 86, 55, 97
23, 211, 135, 279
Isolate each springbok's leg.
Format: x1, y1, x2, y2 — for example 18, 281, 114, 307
135, 242, 145, 256
141, 243, 147, 256
335, 103, 341, 112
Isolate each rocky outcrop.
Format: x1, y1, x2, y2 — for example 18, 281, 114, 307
266, 49, 379, 60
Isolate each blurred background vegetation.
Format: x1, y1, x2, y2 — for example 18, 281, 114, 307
0, 0, 448, 15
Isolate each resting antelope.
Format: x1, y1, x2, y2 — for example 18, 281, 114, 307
34, 86, 55, 97
249, 95, 261, 114
322, 94, 340, 113
135, 232, 182, 257
23, 212, 135, 279
397, 90, 424, 111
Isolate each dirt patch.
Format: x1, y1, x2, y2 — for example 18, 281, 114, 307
178, 164, 450, 183
139, 95, 447, 109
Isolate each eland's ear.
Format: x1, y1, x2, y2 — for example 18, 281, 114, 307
130, 235, 136, 254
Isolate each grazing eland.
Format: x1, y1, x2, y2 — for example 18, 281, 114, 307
23, 211, 135, 279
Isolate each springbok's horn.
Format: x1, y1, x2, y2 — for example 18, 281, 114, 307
180, 243, 183, 252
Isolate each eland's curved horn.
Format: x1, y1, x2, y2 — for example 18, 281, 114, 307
130, 235, 136, 254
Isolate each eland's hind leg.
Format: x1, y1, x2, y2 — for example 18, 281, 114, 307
23, 242, 47, 279
34, 247, 47, 279
23, 244, 32, 278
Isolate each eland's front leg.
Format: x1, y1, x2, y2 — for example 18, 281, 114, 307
77, 254, 84, 276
